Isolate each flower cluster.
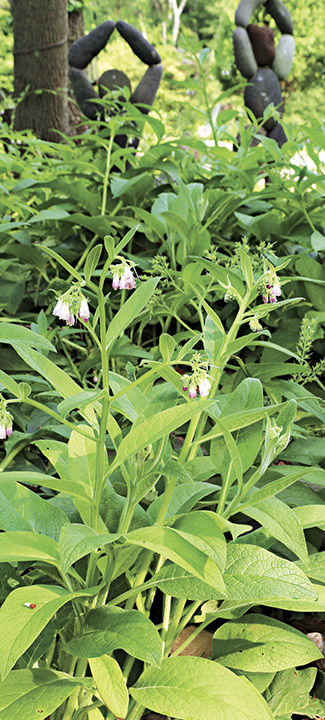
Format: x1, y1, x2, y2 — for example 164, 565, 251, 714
0, 395, 13, 440
181, 354, 211, 400
110, 261, 136, 291
261, 273, 281, 304
53, 285, 90, 326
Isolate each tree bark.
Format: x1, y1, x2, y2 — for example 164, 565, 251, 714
12, 0, 69, 142
68, 9, 86, 135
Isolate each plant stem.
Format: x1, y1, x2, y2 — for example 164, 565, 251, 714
161, 594, 172, 656
101, 132, 114, 216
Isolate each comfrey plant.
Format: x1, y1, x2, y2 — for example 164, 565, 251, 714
0, 240, 324, 720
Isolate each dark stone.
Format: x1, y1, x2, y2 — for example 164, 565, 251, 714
247, 24, 275, 65
68, 67, 102, 120
244, 67, 282, 129
98, 69, 132, 98
265, 0, 293, 34
233, 27, 258, 78
267, 121, 287, 146
68, 21, 115, 69
131, 64, 163, 111
116, 21, 161, 65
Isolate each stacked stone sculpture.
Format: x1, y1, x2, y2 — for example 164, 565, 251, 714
233, 0, 295, 146
68, 20, 163, 152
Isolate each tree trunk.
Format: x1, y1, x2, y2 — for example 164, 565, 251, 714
68, 9, 86, 135
12, 0, 69, 142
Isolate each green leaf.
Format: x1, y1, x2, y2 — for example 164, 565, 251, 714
37, 245, 83, 282
212, 614, 322, 671
0, 369, 20, 397
106, 278, 159, 350
159, 333, 176, 361
130, 657, 273, 720
89, 656, 129, 718
110, 398, 215, 474
0, 585, 100, 680
264, 667, 317, 717
0, 531, 60, 566
0, 479, 68, 541
242, 497, 308, 564
84, 243, 102, 283
59, 524, 119, 572
293, 505, 325, 529
239, 468, 315, 508
125, 526, 226, 593
155, 563, 222, 600
0, 668, 93, 720
224, 543, 316, 603
203, 314, 225, 364
172, 511, 227, 572
0, 323, 54, 352
12, 345, 97, 426
239, 249, 254, 289
66, 606, 162, 667
57, 390, 104, 418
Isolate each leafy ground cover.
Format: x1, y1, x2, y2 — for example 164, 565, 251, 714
0, 47, 325, 720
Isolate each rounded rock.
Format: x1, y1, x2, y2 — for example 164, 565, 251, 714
267, 121, 287, 146
247, 23, 275, 65
235, 0, 268, 28
244, 67, 282, 129
116, 21, 161, 65
272, 34, 295, 79
233, 27, 258, 78
68, 21, 115, 69
265, 0, 293, 34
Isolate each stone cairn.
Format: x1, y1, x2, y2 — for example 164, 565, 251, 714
68, 20, 163, 152
233, 0, 295, 146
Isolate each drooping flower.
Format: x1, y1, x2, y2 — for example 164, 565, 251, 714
78, 298, 90, 322
198, 377, 211, 397
110, 260, 136, 291
188, 383, 197, 399
53, 285, 90, 326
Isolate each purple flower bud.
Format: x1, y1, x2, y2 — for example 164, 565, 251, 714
266, 283, 272, 289
273, 282, 281, 297
6, 426, 13, 437
66, 314, 75, 326
270, 295, 277, 304
262, 295, 268, 304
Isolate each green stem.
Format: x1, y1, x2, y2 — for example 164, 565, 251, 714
60, 659, 89, 720
161, 594, 172, 657
10, 398, 96, 439
217, 460, 233, 516
101, 132, 114, 216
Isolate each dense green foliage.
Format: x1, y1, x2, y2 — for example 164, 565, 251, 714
0, 4, 325, 719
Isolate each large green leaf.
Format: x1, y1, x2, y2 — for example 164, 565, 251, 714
172, 511, 227, 571
126, 526, 226, 593
66, 606, 162, 667
0, 669, 93, 720
155, 563, 222, 600
0, 531, 59, 566
106, 278, 159, 350
109, 398, 215, 473
212, 614, 322, 671
211, 379, 263, 477
0, 585, 100, 680
130, 657, 273, 720
293, 505, 325, 528
0, 479, 68, 541
224, 543, 316, 603
0, 323, 54, 352
264, 668, 318, 718
89, 656, 129, 719
243, 497, 308, 564
59, 524, 119, 572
